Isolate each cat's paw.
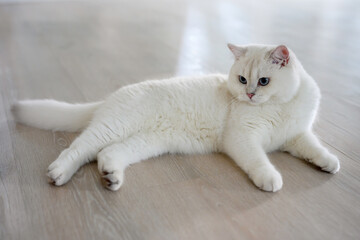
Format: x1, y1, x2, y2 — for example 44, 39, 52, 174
97, 150, 124, 191
101, 170, 124, 191
249, 166, 283, 192
315, 154, 340, 174
47, 158, 77, 186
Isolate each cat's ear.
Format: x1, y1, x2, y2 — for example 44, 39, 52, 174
270, 45, 290, 67
227, 43, 246, 60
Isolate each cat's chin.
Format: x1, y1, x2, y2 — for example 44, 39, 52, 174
249, 97, 271, 105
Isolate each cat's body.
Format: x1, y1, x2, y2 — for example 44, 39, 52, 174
13, 44, 340, 192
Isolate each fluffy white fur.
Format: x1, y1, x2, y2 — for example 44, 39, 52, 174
13, 44, 340, 192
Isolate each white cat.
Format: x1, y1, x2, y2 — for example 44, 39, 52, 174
13, 44, 340, 192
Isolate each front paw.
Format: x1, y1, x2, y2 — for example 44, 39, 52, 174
315, 154, 340, 174
249, 166, 283, 192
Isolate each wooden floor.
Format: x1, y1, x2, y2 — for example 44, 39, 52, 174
1, 0, 360, 239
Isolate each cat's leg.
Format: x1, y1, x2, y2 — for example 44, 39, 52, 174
47, 125, 115, 186
47, 90, 158, 186
281, 131, 340, 173
223, 136, 283, 192
97, 133, 168, 191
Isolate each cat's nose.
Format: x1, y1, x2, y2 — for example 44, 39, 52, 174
247, 93, 255, 99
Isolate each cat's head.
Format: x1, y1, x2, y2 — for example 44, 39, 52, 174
227, 44, 300, 105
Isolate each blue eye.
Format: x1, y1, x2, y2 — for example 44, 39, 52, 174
239, 75, 247, 84
258, 77, 270, 86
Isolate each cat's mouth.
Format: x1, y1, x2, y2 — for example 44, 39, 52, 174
247, 97, 264, 105
245, 92, 259, 104
248, 100, 259, 105
237, 96, 260, 105
247, 95, 258, 104
236, 95, 263, 105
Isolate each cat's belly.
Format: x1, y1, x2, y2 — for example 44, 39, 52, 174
143, 110, 226, 154
100, 74, 232, 154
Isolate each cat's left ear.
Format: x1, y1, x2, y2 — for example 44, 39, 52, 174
270, 45, 290, 67
227, 43, 246, 60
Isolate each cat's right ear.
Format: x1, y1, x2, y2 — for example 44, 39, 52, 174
227, 43, 246, 60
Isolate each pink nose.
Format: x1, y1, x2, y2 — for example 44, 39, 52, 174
247, 93, 255, 99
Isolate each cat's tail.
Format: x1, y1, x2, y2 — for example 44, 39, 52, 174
12, 99, 103, 132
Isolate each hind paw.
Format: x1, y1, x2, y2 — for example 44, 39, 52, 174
101, 170, 124, 191
47, 159, 76, 186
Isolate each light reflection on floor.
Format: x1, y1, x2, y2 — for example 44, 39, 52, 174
176, 6, 209, 76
